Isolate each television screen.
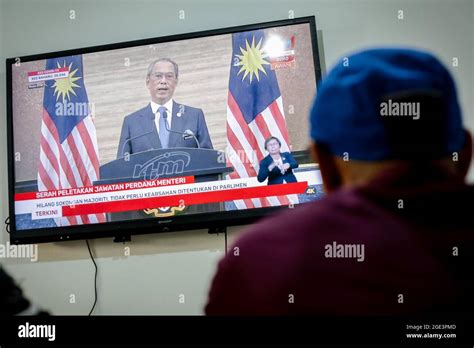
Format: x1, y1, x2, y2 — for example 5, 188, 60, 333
7, 16, 323, 244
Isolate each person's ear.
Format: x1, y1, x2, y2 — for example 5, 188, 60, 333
457, 130, 473, 178
310, 142, 342, 193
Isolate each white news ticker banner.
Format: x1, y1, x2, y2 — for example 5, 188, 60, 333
16, 170, 322, 220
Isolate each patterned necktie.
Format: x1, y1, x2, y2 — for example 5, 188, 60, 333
158, 106, 169, 148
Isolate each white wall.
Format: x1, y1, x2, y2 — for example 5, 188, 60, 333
0, 0, 472, 315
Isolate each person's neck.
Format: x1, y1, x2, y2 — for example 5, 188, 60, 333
270, 153, 281, 159
334, 157, 402, 189
152, 97, 172, 106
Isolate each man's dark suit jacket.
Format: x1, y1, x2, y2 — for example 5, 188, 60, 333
117, 101, 213, 158
257, 152, 299, 185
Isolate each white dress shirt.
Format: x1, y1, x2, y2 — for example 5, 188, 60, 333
150, 99, 174, 134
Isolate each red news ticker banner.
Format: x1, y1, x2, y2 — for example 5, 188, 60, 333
62, 182, 308, 217
27, 67, 69, 77
14, 176, 195, 201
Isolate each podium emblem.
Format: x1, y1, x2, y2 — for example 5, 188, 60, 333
143, 205, 186, 217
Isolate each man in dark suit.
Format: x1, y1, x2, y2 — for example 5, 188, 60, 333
117, 58, 213, 158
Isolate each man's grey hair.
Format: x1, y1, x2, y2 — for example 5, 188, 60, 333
146, 58, 179, 79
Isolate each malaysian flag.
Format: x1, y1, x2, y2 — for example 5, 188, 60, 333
226, 30, 299, 209
38, 55, 105, 226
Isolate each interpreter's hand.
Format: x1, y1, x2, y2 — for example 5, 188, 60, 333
283, 163, 290, 170
279, 163, 286, 175
268, 162, 277, 171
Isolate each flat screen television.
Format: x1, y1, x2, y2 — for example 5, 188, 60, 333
6, 16, 323, 244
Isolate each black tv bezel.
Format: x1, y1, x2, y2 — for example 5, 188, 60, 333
6, 16, 322, 245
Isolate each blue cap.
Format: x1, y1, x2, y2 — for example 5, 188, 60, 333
310, 48, 465, 161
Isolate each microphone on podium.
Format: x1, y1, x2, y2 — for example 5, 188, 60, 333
120, 130, 155, 157
162, 113, 200, 148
